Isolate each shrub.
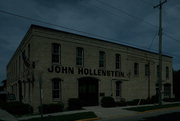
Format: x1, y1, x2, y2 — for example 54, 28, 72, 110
163, 98, 177, 102
1, 101, 33, 115
116, 101, 127, 107
150, 95, 158, 104
39, 102, 64, 114
126, 99, 139, 106
68, 98, 83, 110
101, 96, 116, 107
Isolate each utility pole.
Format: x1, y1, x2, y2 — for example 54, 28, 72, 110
38, 71, 43, 119
154, 0, 167, 105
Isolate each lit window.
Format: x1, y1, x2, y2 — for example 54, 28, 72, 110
76, 47, 84, 66
52, 78, 61, 100
115, 54, 121, 69
99, 51, 105, 67
52, 43, 61, 63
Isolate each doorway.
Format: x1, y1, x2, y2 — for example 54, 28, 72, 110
78, 77, 99, 106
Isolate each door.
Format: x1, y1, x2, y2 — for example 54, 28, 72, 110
78, 77, 99, 106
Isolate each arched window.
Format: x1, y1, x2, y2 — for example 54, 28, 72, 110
52, 78, 62, 100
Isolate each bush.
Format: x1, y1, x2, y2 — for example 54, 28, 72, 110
39, 102, 64, 114
1, 101, 33, 115
101, 96, 116, 107
68, 98, 83, 110
116, 101, 127, 107
149, 95, 158, 104
163, 98, 177, 102
127, 99, 139, 106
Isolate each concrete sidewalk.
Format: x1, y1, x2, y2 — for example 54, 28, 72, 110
0, 108, 18, 121
84, 106, 139, 119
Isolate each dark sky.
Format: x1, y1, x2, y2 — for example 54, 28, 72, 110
0, 0, 180, 83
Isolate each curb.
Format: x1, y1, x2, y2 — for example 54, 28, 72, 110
76, 117, 101, 121
139, 106, 180, 113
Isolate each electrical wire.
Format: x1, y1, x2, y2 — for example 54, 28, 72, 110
95, 0, 158, 28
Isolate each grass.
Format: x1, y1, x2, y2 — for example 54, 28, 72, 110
125, 103, 180, 112
21, 112, 97, 121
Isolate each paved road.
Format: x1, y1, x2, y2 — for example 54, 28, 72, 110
98, 107, 180, 121
0, 108, 18, 121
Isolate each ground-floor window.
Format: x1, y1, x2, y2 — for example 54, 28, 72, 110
164, 83, 171, 98
52, 78, 61, 100
116, 81, 122, 97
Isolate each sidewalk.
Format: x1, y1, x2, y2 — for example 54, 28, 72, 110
0, 108, 18, 121
3, 102, 180, 121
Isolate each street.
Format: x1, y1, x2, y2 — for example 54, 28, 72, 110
98, 107, 180, 121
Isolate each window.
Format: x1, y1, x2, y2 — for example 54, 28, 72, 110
116, 81, 121, 97
164, 84, 171, 98
76, 47, 84, 66
19, 56, 21, 75
166, 66, 169, 79
52, 43, 61, 63
157, 65, 160, 78
145, 64, 150, 76
134, 63, 139, 75
115, 54, 121, 69
52, 78, 61, 100
28, 44, 30, 59
99, 51, 105, 67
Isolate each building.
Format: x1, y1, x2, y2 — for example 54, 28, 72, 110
7, 25, 173, 111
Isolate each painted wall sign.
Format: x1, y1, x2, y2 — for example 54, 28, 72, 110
48, 65, 125, 77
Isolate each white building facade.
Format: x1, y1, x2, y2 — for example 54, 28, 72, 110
7, 25, 173, 111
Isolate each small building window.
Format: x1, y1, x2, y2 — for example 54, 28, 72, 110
52, 78, 61, 100
157, 65, 160, 78
134, 63, 139, 75
166, 66, 169, 79
76, 47, 84, 66
52, 43, 61, 63
115, 54, 121, 69
99, 51, 105, 67
164, 83, 171, 98
28, 44, 30, 59
145, 64, 150, 76
116, 81, 121, 97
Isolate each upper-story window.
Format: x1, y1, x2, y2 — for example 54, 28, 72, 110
166, 66, 169, 79
115, 54, 121, 69
99, 51, 105, 67
28, 44, 30, 59
145, 64, 150, 76
76, 47, 84, 66
157, 65, 160, 78
134, 63, 139, 75
52, 43, 61, 64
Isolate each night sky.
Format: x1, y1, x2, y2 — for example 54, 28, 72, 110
0, 0, 180, 83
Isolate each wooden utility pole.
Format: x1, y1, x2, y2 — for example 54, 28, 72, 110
154, 0, 167, 105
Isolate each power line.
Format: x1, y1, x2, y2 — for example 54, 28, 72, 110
95, 0, 158, 28
139, 0, 155, 6
0, 9, 151, 51
148, 31, 158, 49
164, 33, 180, 44
0, 8, 179, 59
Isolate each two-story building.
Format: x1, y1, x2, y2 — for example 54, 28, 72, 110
6, 24, 173, 111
